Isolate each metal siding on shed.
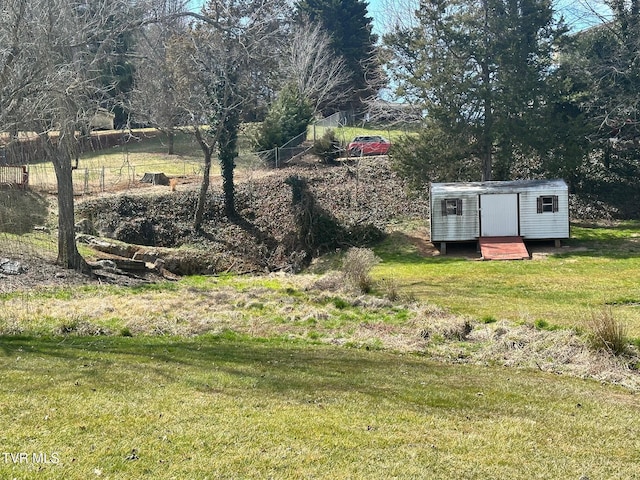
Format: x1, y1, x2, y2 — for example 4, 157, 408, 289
430, 179, 569, 242
430, 192, 478, 241
519, 187, 570, 239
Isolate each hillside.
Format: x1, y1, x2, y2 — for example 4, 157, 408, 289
76, 157, 430, 275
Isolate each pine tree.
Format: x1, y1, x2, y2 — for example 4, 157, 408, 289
385, 0, 567, 182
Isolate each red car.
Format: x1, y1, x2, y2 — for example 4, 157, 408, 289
347, 135, 391, 157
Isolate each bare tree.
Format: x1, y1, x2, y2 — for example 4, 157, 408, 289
151, 17, 247, 229
0, 0, 146, 271
285, 21, 350, 114
131, 0, 191, 154
135, 0, 288, 230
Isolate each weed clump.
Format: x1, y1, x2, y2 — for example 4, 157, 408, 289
342, 247, 380, 294
588, 307, 628, 356
419, 318, 474, 342
378, 277, 400, 301
57, 319, 110, 336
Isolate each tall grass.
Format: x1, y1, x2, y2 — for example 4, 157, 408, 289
588, 307, 629, 355
342, 247, 380, 293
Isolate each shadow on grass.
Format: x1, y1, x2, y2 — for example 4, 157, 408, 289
565, 221, 640, 258
375, 231, 480, 265
0, 334, 452, 404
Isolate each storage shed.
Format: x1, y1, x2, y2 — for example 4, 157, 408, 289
430, 179, 569, 256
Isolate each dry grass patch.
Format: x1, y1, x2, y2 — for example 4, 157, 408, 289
3, 272, 638, 392
588, 306, 629, 355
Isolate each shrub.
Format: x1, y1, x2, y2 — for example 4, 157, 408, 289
342, 247, 380, 294
253, 84, 313, 156
588, 307, 628, 355
481, 315, 498, 324
534, 319, 559, 331
312, 129, 341, 164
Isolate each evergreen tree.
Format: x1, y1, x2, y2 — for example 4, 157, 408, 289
296, 0, 379, 114
553, 0, 640, 211
385, 0, 567, 182
254, 84, 313, 153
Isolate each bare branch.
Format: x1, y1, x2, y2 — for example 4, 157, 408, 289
285, 20, 350, 114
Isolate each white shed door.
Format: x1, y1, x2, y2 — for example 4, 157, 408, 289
480, 194, 518, 237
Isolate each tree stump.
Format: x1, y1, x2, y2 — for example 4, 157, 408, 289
140, 172, 170, 186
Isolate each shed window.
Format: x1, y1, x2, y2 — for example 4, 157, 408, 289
537, 195, 558, 213
442, 198, 463, 216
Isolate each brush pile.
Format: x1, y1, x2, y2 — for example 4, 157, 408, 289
77, 157, 430, 275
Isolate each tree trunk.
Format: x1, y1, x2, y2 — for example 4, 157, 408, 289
167, 130, 175, 155
480, 1, 493, 182
48, 136, 90, 272
481, 59, 493, 182
220, 151, 236, 219
193, 127, 214, 231
481, 134, 493, 181
219, 106, 239, 219
194, 149, 212, 231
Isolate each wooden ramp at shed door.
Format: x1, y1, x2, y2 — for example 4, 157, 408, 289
479, 236, 530, 260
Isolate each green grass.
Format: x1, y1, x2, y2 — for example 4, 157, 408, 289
26, 128, 264, 191
0, 275, 412, 341
0, 334, 638, 479
373, 222, 640, 338
4, 136, 640, 477
310, 124, 413, 147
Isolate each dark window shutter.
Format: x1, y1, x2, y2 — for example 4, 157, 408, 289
537, 197, 543, 214
441, 199, 447, 216
457, 198, 463, 216
552, 195, 559, 212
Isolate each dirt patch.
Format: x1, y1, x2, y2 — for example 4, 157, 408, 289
0, 253, 98, 293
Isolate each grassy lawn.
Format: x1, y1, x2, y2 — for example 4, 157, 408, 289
4, 136, 640, 477
1, 334, 638, 479
373, 221, 640, 338
26, 128, 264, 193
1, 221, 640, 477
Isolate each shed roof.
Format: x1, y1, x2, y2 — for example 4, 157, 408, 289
431, 179, 567, 196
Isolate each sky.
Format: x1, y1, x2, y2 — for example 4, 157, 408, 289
364, 0, 612, 35
189, 0, 612, 36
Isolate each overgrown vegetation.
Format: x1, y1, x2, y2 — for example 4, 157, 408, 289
588, 307, 629, 356
311, 129, 341, 164
342, 247, 380, 293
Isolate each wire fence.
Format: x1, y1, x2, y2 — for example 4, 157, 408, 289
0, 166, 28, 188
0, 113, 366, 264
3, 112, 376, 196
22, 151, 268, 196
310, 112, 346, 142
